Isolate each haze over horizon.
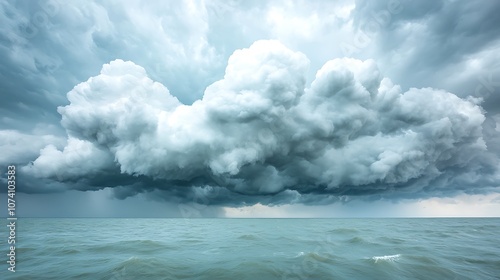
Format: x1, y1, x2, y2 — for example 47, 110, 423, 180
1, 0, 500, 217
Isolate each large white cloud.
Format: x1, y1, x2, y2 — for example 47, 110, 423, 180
0, 130, 65, 165
22, 40, 495, 205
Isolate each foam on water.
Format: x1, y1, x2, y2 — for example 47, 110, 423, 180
371, 254, 401, 263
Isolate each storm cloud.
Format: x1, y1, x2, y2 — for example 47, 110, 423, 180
19, 40, 495, 206
1, 0, 499, 212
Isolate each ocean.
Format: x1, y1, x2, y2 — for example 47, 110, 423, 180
1, 218, 499, 279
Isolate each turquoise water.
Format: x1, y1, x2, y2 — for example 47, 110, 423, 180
1, 218, 499, 279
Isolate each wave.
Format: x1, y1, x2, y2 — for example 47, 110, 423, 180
294, 251, 305, 258
293, 251, 337, 264
202, 248, 221, 255
108, 256, 177, 279
371, 254, 401, 263
327, 228, 359, 234
60, 248, 81, 255
377, 236, 405, 244
238, 234, 260, 240
90, 239, 178, 253
347, 236, 368, 244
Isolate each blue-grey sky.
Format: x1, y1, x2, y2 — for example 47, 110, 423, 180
1, 0, 500, 217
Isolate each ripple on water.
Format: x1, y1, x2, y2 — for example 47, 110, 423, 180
238, 234, 260, 241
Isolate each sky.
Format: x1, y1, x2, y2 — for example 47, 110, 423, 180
1, 0, 500, 217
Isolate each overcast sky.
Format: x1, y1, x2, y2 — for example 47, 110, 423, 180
1, 0, 500, 217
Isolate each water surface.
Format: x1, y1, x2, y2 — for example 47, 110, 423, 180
1, 218, 499, 279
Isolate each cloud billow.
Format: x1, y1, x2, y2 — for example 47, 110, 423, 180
22, 40, 494, 205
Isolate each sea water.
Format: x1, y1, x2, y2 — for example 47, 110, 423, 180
1, 218, 499, 279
